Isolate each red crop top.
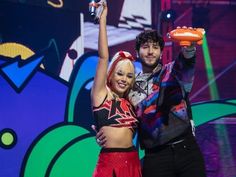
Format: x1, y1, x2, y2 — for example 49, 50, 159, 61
93, 97, 138, 132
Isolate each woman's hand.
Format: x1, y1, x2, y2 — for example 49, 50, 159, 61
99, 0, 107, 20
93, 0, 107, 22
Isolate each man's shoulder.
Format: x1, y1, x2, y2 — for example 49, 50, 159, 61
135, 72, 152, 82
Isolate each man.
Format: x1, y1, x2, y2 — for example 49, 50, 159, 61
95, 29, 206, 177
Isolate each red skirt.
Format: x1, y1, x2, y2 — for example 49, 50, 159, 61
93, 147, 142, 177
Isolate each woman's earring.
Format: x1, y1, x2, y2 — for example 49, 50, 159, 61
136, 52, 139, 59
108, 80, 112, 86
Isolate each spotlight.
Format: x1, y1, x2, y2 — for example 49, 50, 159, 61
161, 9, 176, 22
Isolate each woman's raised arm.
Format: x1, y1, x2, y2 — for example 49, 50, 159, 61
91, 2, 109, 107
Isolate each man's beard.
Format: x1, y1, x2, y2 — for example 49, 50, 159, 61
140, 57, 160, 70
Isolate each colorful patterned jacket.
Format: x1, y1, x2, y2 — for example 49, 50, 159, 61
129, 53, 195, 149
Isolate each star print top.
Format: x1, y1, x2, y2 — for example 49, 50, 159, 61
93, 96, 139, 132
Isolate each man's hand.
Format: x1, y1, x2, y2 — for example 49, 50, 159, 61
91, 125, 107, 147
182, 43, 196, 59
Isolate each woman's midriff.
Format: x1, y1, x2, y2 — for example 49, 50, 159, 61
100, 126, 134, 148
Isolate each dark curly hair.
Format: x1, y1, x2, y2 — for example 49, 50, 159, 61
135, 30, 165, 52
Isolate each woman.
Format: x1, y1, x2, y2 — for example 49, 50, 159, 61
91, 1, 141, 177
